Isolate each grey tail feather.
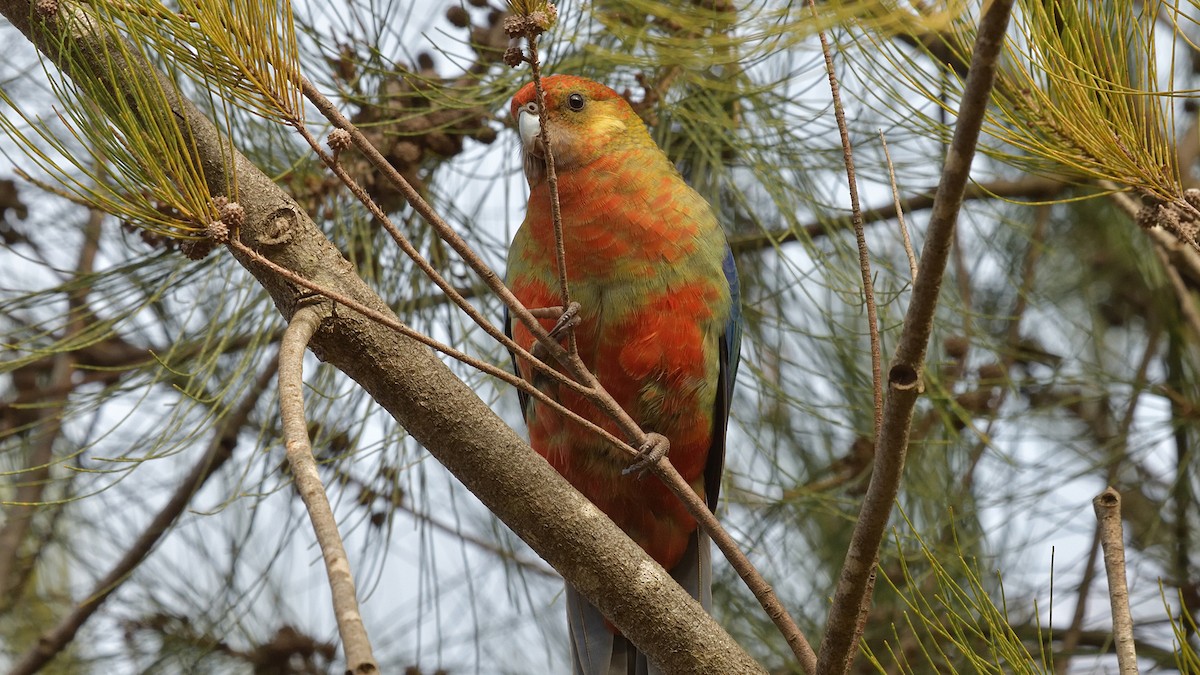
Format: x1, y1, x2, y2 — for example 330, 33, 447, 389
567, 529, 712, 675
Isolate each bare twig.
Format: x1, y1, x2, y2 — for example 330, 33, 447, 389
525, 35, 577, 357
727, 175, 1070, 252
808, 2, 883, 662
810, 0, 882, 442
291, 121, 583, 402
297, 77, 575, 396
1093, 487, 1139, 675
880, 131, 918, 282
6, 357, 278, 675
279, 304, 377, 672
816, 3, 1015, 673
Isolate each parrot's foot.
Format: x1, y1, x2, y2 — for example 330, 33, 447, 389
529, 302, 582, 360
622, 432, 670, 476
548, 301, 582, 339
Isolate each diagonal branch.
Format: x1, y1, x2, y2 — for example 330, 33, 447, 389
816, 2, 1015, 673
525, 34, 578, 357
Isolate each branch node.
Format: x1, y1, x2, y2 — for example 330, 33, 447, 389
259, 207, 299, 246
888, 363, 920, 390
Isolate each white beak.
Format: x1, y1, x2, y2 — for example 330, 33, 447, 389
518, 109, 541, 151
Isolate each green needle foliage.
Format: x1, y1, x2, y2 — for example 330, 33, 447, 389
864, 514, 1044, 675
867, 0, 1181, 200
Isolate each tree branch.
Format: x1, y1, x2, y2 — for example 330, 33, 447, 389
816, 2, 1015, 673
727, 175, 1068, 253
279, 304, 377, 672
809, 3, 882, 665
1094, 487, 1139, 675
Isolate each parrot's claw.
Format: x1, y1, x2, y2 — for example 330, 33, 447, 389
548, 301, 582, 339
528, 302, 583, 361
623, 433, 670, 477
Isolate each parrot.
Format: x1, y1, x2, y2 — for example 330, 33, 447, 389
505, 74, 741, 675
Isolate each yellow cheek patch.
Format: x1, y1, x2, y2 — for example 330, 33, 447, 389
587, 114, 627, 140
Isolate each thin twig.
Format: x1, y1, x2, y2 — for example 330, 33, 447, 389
297, 77, 574, 394
279, 305, 377, 672
6, 357, 278, 675
879, 131, 918, 282
1093, 487, 1139, 675
809, 2, 883, 659
810, 1, 882, 441
816, 3, 1015, 673
727, 176, 1070, 252
227, 237, 630, 454
526, 35, 577, 357
290, 121, 582, 401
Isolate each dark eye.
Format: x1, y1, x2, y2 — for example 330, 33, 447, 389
567, 93, 585, 111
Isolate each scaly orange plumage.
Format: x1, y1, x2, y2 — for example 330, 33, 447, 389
506, 74, 740, 673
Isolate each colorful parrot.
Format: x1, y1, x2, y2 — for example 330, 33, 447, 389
505, 75, 741, 675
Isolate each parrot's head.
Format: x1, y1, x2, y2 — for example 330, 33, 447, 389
511, 75, 650, 187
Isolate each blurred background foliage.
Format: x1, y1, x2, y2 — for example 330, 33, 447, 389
1, 0, 1199, 672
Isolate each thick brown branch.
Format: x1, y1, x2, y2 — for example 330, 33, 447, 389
816, 3, 1015, 673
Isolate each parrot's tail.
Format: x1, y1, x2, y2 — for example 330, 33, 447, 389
566, 529, 712, 675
